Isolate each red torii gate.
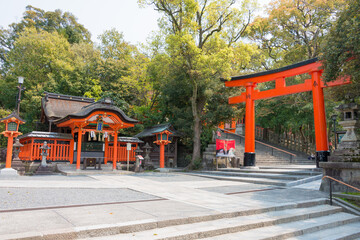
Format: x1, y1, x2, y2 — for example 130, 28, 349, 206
225, 58, 351, 167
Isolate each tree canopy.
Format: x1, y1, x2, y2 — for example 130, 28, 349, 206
321, 0, 360, 99
0, 2, 357, 163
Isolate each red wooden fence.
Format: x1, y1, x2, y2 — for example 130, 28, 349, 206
105, 143, 137, 163
19, 138, 74, 163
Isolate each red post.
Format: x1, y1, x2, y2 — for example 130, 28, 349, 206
76, 128, 82, 170
311, 70, 329, 166
159, 144, 165, 168
244, 82, 256, 166
104, 136, 108, 164
113, 131, 118, 170
5, 135, 14, 168
69, 139, 74, 164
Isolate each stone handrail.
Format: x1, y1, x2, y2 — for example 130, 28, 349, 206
223, 130, 296, 158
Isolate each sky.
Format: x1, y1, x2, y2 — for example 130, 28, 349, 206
0, 0, 270, 46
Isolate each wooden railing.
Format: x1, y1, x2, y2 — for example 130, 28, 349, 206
322, 175, 360, 205
19, 139, 74, 163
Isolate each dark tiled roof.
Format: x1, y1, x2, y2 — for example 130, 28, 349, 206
55, 98, 138, 124
222, 58, 318, 82
18, 131, 73, 140
118, 137, 143, 143
134, 123, 180, 138
42, 92, 95, 120
0, 112, 25, 123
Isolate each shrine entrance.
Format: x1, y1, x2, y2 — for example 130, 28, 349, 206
225, 58, 351, 167
55, 98, 138, 170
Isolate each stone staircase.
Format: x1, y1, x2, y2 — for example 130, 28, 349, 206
203, 131, 315, 167
187, 167, 323, 187
84, 199, 360, 240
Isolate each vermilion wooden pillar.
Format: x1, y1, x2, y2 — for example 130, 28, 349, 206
76, 128, 82, 170
244, 82, 256, 166
104, 136, 108, 164
311, 70, 329, 166
159, 144, 165, 168
5, 135, 14, 168
113, 131, 118, 170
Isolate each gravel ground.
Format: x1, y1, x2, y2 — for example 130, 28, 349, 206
0, 187, 162, 210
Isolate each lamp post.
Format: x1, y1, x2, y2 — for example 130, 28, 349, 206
331, 114, 338, 150
0, 112, 25, 176
17, 77, 25, 115
154, 130, 173, 168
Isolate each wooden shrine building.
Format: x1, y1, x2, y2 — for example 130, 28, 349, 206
19, 92, 140, 170
135, 124, 181, 168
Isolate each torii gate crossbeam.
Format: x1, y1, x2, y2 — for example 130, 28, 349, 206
225, 58, 351, 167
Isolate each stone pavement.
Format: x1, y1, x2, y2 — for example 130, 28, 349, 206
0, 171, 326, 239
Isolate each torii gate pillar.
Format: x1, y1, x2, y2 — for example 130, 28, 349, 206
244, 82, 256, 166
311, 70, 329, 167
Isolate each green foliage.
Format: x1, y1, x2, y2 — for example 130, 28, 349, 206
2, 28, 102, 130
249, 0, 344, 68
0, 108, 11, 147
248, 0, 346, 144
98, 29, 151, 106
141, 0, 260, 164
0, 5, 91, 67
321, 0, 360, 99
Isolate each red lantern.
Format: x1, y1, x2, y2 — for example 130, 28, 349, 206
0, 112, 25, 169
153, 130, 173, 168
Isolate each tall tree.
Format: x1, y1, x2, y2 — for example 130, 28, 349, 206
0, 5, 91, 69
98, 29, 151, 109
2, 28, 101, 128
140, 0, 258, 164
321, 0, 360, 99
249, 0, 344, 68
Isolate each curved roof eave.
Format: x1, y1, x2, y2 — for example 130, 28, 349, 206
54, 103, 138, 125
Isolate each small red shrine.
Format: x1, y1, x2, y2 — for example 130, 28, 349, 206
18, 92, 140, 170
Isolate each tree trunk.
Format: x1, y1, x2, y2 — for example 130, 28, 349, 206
191, 82, 202, 164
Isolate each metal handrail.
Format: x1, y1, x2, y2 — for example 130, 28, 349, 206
222, 130, 296, 160
322, 175, 360, 205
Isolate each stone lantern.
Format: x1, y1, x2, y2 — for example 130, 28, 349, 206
134, 145, 143, 172
142, 142, 153, 169
12, 138, 25, 175
320, 100, 360, 192
36, 141, 53, 175
336, 102, 359, 150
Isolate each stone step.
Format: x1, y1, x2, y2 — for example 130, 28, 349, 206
85, 205, 345, 240
188, 171, 322, 187
197, 170, 305, 181
204, 212, 360, 240
184, 172, 292, 186
217, 168, 321, 176
286, 221, 360, 240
